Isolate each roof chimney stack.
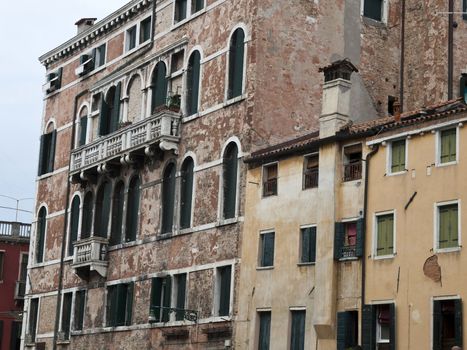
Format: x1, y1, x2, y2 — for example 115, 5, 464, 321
75, 18, 97, 35
318, 59, 358, 139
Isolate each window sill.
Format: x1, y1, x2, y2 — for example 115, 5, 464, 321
302, 186, 318, 191
171, 8, 207, 31
373, 254, 396, 260
386, 170, 407, 177
108, 240, 138, 251
435, 246, 461, 254
217, 217, 239, 227
297, 262, 315, 266
123, 40, 152, 58
223, 94, 247, 108
183, 112, 200, 123
256, 266, 274, 270
56, 340, 70, 345
262, 193, 278, 199
362, 16, 387, 27
338, 257, 359, 262
436, 161, 458, 168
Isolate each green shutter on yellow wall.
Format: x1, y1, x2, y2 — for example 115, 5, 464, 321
439, 204, 458, 249
440, 129, 456, 163
391, 140, 405, 173
376, 214, 394, 256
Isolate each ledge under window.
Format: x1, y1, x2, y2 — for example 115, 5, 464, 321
223, 94, 247, 108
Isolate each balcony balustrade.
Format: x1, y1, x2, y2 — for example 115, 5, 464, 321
70, 110, 181, 177
71, 236, 108, 278
343, 161, 362, 182
0, 221, 31, 243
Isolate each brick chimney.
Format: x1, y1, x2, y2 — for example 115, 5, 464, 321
318, 59, 358, 138
75, 18, 97, 34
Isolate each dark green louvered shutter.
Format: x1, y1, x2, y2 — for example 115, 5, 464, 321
99, 93, 109, 136
460, 74, 467, 102
464, 0, 467, 20
309, 226, 317, 263
152, 62, 168, 111
219, 266, 231, 316
187, 51, 201, 115
228, 29, 245, 99
262, 233, 275, 267
363, 0, 382, 21
301, 228, 311, 263
38, 135, 45, 175
56, 67, 63, 89
90, 48, 97, 71
61, 293, 72, 339
111, 182, 125, 245
336, 312, 349, 350
362, 304, 376, 350
74, 290, 86, 331
290, 310, 306, 350
29, 299, 39, 341
389, 303, 396, 350
125, 177, 141, 242
180, 158, 194, 229
175, 274, 187, 321
334, 222, 345, 260
98, 44, 106, 66
455, 299, 463, 347
193, 0, 203, 12
356, 218, 364, 258
81, 193, 93, 239
107, 286, 117, 326
162, 276, 172, 322
69, 196, 80, 256
151, 278, 163, 322
36, 208, 47, 263
162, 164, 176, 233
175, 0, 187, 21
258, 312, 271, 350
110, 83, 121, 133
95, 182, 111, 238
223, 143, 238, 219
79, 116, 87, 146
433, 300, 442, 350
116, 284, 127, 326
48, 130, 57, 173
125, 283, 134, 326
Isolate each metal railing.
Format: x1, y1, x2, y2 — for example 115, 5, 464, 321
70, 110, 181, 174
343, 161, 362, 182
340, 245, 357, 259
304, 168, 319, 189
0, 221, 31, 238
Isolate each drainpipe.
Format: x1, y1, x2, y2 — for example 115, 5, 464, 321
360, 143, 379, 340
52, 89, 88, 350
400, 0, 406, 112
448, 0, 454, 99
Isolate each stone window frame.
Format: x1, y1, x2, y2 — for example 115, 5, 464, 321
434, 199, 461, 253
172, 0, 206, 26
225, 25, 248, 103
257, 230, 275, 269
360, 0, 389, 24
436, 126, 459, 167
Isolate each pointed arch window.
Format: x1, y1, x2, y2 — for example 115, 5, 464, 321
151, 61, 168, 112
81, 192, 93, 239
186, 51, 201, 116
68, 196, 80, 256
94, 181, 112, 238
161, 163, 176, 234
36, 207, 47, 263
228, 28, 245, 99
180, 157, 194, 229
99, 82, 121, 136
78, 107, 88, 147
222, 143, 239, 219
125, 177, 141, 242
111, 181, 125, 245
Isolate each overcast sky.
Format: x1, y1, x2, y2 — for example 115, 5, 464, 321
0, 0, 129, 223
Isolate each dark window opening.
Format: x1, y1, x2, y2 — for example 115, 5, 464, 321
171, 50, 185, 73
259, 232, 275, 267
125, 177, 141, 242
79, 115, 87, 146
60, 292, 72, 340
95, 44, 106, 68
180, 157, 194, 229
151, 62, 168, 112
38, 129, 56, 176
107, 283, 134, 327
300, 227, 316, 264
191, 0, 204, 14
99, 83, 121, 136
218, 265, 232, 316
175, 0, 187, 22
36, 207, 47, 264
258, 311, 271, 350
228, 28, 245, 99
362, 303, 395, 350
126, 26, 137, 51
337, 311, 358, 350
150, 276, 172, 322
363, 0, 384, 21
303, 154, 319, 189
388, 95, 396, 115
28, 298, 39, 342
343, 144, 362, 182
222, 143, 238, 219
186, 50, 201, 116
290, 310, 306, 350
94, 181, 112, 238
140, 17, 151, 44
434, 299, 463, 350
110, 181, 125, 245
45, 67, 62, 94
69, 196, 80, 256
161, 163, 176, 234
10, 321, 22, 350
175, 273, 187, 321
463, 0, 467, 21
74, 290, 86, 331
262, 163, 278, 197
81, 192, 93, 240
334, 220, 364, 260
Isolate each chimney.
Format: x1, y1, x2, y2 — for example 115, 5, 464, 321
75, 18, 97, 35
318, 59, 358, 139
393, 99, 401, 121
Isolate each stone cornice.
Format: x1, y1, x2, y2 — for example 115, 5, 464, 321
38, 0, 154, 68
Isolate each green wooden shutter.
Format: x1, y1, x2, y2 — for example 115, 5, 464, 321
125, 283, 134, 326
309, 227, 317, 263
363, 0, 382, 21
219, 265, 232, 316
391, 140, 405, 173
152, 62, 168, 111
175, 274, 187, 321
175, 0, 187, 21
61, 293, 72, 339
95, 182, 111, 238
262, 233, 275, 267
56, 67, 63, 89
151, 278, 163, 322
111, 182, 125, 245
98, 44, 106, 66
116, 284, 127, 326
356, 218, 364, 257
180, 158, 194, 229
433, 300, 442, 350
441, 129, 456, 163
162, 276, 172, 322
389, 303, 396, 350
161, 164, 176, 234
228, 29, 245, 99
362, 305, 376, 350
106, 286, 117, 327
37, 135, 46, 176
187, 51, 200, 115
81, 193, 93, 239
258, 312, 271, 350
29, 299, 39, 340
74, 290, 85, 331
223, 143, 238, 219
301, 228, 311, 263
290, 310, 305, 350
90, 48, 97, 71
455, 299, 463, 347
460, 74, 467, 101
125, 177, 141, 242
47, 130, 56, 173
79, 116, 87, 146
69, 196, 80, 256
439, 205, 458, 249
110, 83, 121, 133
99, 93, 109, 136
334, 222, 345, 260
193, 0, 204, 12
377, 215, 393, 256
36, 208, 46, 263
336, 312, 348, 350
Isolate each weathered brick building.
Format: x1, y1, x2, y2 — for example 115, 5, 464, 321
25, 0, 467, 349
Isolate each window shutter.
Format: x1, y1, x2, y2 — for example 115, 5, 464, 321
363, 0, 382, 21
223, 144, 238, 219
362, 304, 376, 350
74, 290, 85, 331
433, 300, 442, 350
290, 311, 306, 350
334, 222, 345, 260
161, 164, 176, 234
151, 278, 163, 322
175, 274, 187, 321
61, 293, 72, 338
356, 218, 364, 257
69, 196, 80, 256
228, 29, 245, 99
180, 158, 194, 229
219, 266, 232, 316
48, 130, 57, 173
187, 51, 200, 115
79, 116, 87, 146
116, 284, 127, 326
106, 287, 117, 327
162, 276, 172, 322
455, 299, 463, 347
125, 283, 134, 326
336, 312, 348, 350
102, 182, 112, 237
301, 228, 311, 263
56, 67, 63, 89
125, 177, 141, 242
439, 207, 450, 248
309, 227, 317, 263
450, 205, 459, 246
81, 193, 93, 239
110, 82, 121, 133
389, 303, 396, 350
152, 62, 168, 111
37, 135, 45, 175
36, 208, 46, 264
99, 93, 109, 136
391, 140, 405, 173
262, 233, 275, 267
98, 45, 106, 66
194, 0, 203, 12
460, 74, 467, 101
111, 182, 125, 245
258, 312, 271, 350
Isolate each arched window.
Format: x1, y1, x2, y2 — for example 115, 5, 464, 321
127, 75, 143, 122
222, 143, 238, 219
78, 106, 88, 147
99, 82, 121, 136
81, 192, 93, 239
68, 196, 80, 256
125, 177, 141, 242
186, 51, 201, 116
228, 28, 245, 99
180, 157, 194, 229
94, 181, 112, 238
161, 163, 176, 233
151, 62, 168, 112
36, 207, 47, 263
110, 181, 125, 245
38, 122, 57, 176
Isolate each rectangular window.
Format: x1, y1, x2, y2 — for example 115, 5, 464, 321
140, 17, 151, 43
0, 251, 4, 281
174, 273, 187, 321
79, 116, 87, 147
150, 276, 172, 322
10, 321, 21, 350
300, 227, 316, 264
217, 265, 232, 316
191, 0, 204, 13
363, 0, 384, 21
44, 67, 62, 94
106, 283, 134, 327
38, 130, 57, 175
258, 311, 271, 350
375, 213, 394, 257
336, 311, 359, 350
175, 0, 187, 22
290, 310, 306, 350
433, 299, 463, 349
73, 290, 86, 331
439, 128, 457, 164
259, 232, 275, 267
335, 220, 364, 260
95, 44, 106, 68
126, 26, 137, 51
463, 0, 467, 21
343, 144, 362, 182
390, 139, 406, 173
438, 203, 459, 250
362, 303, 395, 349
303, 154, 319, 189
60, 292, 72, 340
28, 298, 39, 342
263, 163, 278, 197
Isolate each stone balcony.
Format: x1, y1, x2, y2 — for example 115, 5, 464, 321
70, 110, 181, 180
71, 236, 108, 279
0, 221, 31, 243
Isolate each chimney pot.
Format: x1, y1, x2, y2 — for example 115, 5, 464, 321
75, 18, 97, 35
